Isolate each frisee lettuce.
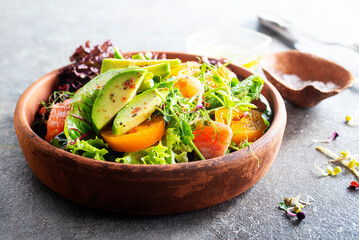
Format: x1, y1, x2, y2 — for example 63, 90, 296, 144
65, 137, 108, 161
115, 143, 174, 165
115, 128, 194, 164
204, 75, 264, 110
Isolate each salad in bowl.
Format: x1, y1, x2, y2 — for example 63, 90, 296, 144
34, 40, 271, 165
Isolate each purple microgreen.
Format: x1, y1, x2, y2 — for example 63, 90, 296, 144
286, 208, 297, 217
296, 211, 306, 220
240, 111, 249, 119
196, 104, 205, 110
313, 131, 339, 143
279, 195, 314, 221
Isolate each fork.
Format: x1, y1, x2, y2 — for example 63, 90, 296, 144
258, 13, 359, 53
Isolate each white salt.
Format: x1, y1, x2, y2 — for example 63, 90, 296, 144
275, 72, 339, 91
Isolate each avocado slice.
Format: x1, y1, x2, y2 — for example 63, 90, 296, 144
101, 59, 181, 73
137, 72, 154, 92
73, 69, 134, 101
92, 69, 148, 132
112, 88, 169, 135
64, 68, 136, 141
143, 62, 171, 78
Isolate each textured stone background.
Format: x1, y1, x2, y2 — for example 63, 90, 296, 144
1, 0, 359, 239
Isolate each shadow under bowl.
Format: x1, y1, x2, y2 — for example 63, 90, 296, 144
261, 50, 354, 108
14, 52, 286, 215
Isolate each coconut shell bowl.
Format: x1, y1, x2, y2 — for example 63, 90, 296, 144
261, 50, 354, 108
14, 52, 286, 215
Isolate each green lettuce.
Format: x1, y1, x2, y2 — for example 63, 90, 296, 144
65, 137, 109, 161
205, 75, 264, 110
231, 75, 264, 101
164, 128, 193, 163
115, 128, 194, 164
115, 143, 175, 165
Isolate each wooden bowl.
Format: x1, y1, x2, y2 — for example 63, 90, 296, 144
261, 50, 354, 108
14, 52, 286, 215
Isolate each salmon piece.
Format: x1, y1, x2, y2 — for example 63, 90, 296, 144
193, 121, 233, 159
45, 99, 72, 142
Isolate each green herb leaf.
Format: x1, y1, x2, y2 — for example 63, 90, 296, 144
279, 202, 289, 211
50, 132, 68, 149
144, 51, 153, 60
231, 75, 264, 101
114, 47, 124, 59
230, 77, 240, 87
132, 52, 146, 60
212, 74, 224, 86
181, 120, 194, 139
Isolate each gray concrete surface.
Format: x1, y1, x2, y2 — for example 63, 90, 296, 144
1, 0, 359, 239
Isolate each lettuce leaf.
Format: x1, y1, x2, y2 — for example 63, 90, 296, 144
114, 128, 194, 165
65, 137, 109, 161
115, 143, 175, 164
50, 132, 68, 149
205, 75, 264, 110
231, 75, 264, 101
116, 128, 193, 165
165, 128, 192, 163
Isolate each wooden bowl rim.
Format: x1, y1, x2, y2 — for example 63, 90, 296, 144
14, 51, 286, 173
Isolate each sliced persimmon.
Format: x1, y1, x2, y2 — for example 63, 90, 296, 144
101, 116, 165, 152
215, 108, 267, 144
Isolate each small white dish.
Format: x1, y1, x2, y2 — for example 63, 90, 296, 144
186, 27, 271, 68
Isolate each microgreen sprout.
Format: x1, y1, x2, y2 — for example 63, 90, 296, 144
350, 181, 359, 189
153, 87, 210, 160
196, 104, 205, 110
316, 146, 359, 179
326, 165, 342, 176
279, 194, 315, 221
345, 116, 359, 127
41, 91, 75, 112
313, 131, 339, 143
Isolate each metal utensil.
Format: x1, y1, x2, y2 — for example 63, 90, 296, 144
258, 13, 359, 53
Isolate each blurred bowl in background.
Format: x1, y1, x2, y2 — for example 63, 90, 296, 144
186, 27, 271, 68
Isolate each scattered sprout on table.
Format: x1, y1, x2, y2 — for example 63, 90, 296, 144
315, 146, 359, 179
279, 194, 315, 221
345, 116, 358, 127
313, 131, 339, 143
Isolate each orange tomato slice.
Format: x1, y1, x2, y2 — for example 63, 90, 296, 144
215, 108, 267, 144
101, 116, 165, 152
174, 76, 202, 98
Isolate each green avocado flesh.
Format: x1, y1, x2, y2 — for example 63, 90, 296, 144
112, 88, 170, 135
64, 68, 136, 141
72, 69, 132, 102
91, 69, 148, 132
142, 62, 171, 78
101, 58, 181, 73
